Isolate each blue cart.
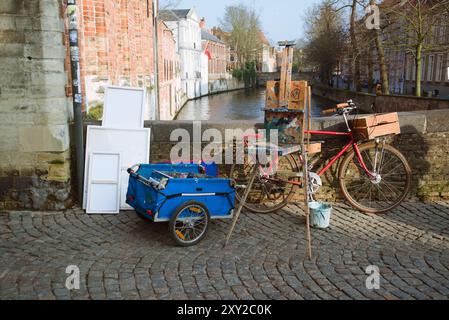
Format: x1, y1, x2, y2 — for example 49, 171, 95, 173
126, 163, 236, 246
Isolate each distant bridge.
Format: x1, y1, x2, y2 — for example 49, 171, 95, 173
256, 72, 316, 87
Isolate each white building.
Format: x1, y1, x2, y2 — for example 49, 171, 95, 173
257, 31, 277, 73
160, 9, 203, 100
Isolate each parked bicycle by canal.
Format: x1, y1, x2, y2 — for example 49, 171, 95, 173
230, 100, 412, 214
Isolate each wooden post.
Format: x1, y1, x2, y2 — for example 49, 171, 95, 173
279, 49, 288, 107
225, 164, 259, 247
303, 86, 313, 260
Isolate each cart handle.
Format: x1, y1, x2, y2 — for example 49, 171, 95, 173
127, 166, 168, 190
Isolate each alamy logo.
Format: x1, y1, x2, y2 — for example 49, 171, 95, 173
365, 265, 380, 290
365, 5, 380, 30
65, 265, 80, 290
365, 1, 409, 30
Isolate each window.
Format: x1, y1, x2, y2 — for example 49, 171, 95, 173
446, 53, 449, 82
427, 55, 434, 82
421, 57, 426, 80
436, 54, 443, 82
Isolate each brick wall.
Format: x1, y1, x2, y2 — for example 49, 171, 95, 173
158, 20, 181, 120
0, 0, 72, 210
77, 0, 154, 110
204, 40, 227, 81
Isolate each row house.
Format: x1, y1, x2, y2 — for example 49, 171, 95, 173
200, 20, 228, 81
74, 0, 180, 119
341, 4, 449, 97
403, 23, 449, 98
211, 27, 239, 72
76, 0, 153, 111
158, 21, 182, 120
258, 31, 277, 73
159, 9, 203, 100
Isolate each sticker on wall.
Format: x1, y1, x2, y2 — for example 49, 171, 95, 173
74, 94, 82, 104
70, 47, 79, 62
69, 30, 78, 45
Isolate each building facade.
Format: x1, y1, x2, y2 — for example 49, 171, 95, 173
76, 0, 154, 111
201, 23, 228, 81
403, 23, 449, 98
160, 9, 203, 100
211, 27, 237, 72
258, 31, 277, 73
158, 21, 182, 120
75, 0, 181, 119
341, 7, 449, 97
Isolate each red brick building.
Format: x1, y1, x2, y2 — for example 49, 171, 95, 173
73, 0, 179, 119
158, 21, 181, 120
201, 21, 228, 81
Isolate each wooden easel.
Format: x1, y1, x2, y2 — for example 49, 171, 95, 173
225, 41, 313, 260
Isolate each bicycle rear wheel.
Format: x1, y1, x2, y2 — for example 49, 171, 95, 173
229, 154, 300, 214
339, 142, 411, 214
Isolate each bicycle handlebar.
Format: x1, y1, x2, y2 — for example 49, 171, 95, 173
321, 100, 356, 116
322, 108, 338, 115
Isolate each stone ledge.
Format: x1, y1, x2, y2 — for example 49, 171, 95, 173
86, 109, 449, 141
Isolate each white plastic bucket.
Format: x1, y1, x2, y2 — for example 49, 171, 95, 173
309, 201, 332, 229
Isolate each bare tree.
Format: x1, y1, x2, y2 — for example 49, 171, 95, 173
304, 0, 347, 84
159, 0, 182, 10
383, 0, 449, 96
369, 0, 390, 94
219, 4, 262, 68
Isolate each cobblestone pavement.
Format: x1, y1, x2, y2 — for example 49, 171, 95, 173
1, 202, 449, 300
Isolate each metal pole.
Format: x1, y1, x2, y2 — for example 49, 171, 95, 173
152, 0, 160, 120
67, 0, 85, 204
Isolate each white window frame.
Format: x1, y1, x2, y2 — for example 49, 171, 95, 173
427, 55, 434, 82
436, 54, 443, 82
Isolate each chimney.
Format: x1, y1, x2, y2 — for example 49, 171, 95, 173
200, 18, 206, 29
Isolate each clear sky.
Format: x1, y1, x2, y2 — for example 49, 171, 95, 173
162, 0, 323, 44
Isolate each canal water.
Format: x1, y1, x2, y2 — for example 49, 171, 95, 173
175, 88, 336, 121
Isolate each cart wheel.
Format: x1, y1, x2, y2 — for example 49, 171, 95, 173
169, 201, 210, 247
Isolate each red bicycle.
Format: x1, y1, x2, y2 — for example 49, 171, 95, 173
229, 100, 412, 214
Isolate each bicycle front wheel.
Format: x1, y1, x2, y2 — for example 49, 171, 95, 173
339, 142, 411, 214
229, 154, 300, 214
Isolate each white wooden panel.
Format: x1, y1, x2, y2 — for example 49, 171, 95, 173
83, 126, 151, 210
102, 86, 145, 128
87, 152, 121, 215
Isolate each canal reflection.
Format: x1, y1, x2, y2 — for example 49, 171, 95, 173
175, 88, 336, 121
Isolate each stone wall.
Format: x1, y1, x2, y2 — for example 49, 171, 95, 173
140, 110, 449, 202
312, 84, 449, 114
0, 0, 72, 210
207, 78, 246, 96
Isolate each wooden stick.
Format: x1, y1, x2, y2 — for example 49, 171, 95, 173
225, 164, 259, 247
303, 86, 313, 260
279, 49, 287, 106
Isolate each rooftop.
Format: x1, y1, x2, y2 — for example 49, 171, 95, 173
159, 9, 191, 21
201, 29, 224, 44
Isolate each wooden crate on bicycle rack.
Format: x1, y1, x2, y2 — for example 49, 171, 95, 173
350, 112, 400, 140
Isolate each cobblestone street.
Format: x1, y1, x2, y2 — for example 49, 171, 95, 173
1, 202, 449, 300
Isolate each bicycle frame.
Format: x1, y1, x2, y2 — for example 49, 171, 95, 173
303, 129, 376, 179
241, 112, 377, 182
